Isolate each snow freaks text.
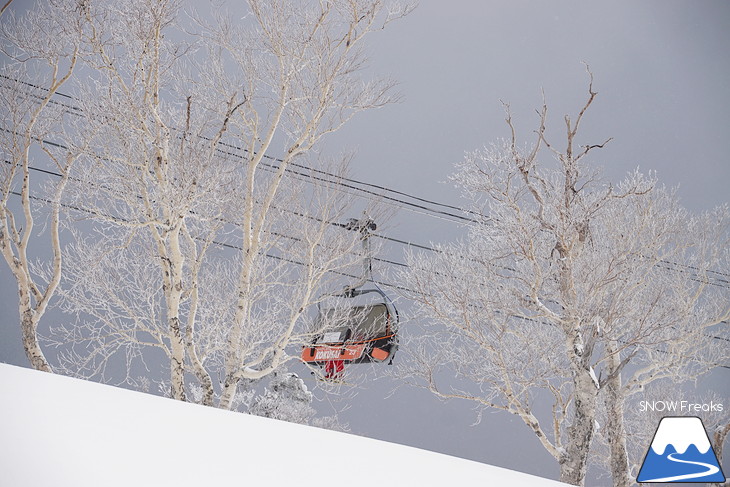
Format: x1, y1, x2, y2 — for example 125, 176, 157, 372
638, 401, 724, 413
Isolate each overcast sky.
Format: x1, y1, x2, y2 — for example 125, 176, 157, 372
1, 1, 729, 484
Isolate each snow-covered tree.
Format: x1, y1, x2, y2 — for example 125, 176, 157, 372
37, 0, 410, 409
250, 370, 316, 424
401, 74, 730, 486
0, 0, 87, 371
248, 366, 347, 431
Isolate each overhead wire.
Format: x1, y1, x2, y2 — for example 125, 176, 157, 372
3, 132, 730, 291
3, 187, 413, 294
6, 160, 730, 323
15, 157, 729, 305
0, 74, 479, 225
6, 186, 727, 371
3, 75, 729, 285
4, 163, 728, 371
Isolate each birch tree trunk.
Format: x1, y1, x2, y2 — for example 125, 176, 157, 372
560, 349, 598, 485
604, 341, 630, 487
0, 1, 84, 371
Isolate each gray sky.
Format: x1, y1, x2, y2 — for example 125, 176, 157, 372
1, 1, 729, 484
336, 1, 730, 213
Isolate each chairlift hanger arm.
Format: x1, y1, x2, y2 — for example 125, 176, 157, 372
342, 215, 376, 293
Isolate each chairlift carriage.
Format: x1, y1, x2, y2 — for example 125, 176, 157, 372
301, 217, 399, 380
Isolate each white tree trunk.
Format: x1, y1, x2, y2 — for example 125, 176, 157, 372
20, 307, 51, 372
158, 223, 187, 402
560, 356, 597, 486
605, 341, 630, 487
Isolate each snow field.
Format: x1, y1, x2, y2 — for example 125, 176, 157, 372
0, 364, 569, 486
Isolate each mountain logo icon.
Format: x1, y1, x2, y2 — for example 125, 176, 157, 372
637, 416, 725, 483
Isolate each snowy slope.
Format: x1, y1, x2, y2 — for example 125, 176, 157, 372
0, 364, 569, 486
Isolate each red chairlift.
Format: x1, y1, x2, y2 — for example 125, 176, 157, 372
301, 217, 399, 381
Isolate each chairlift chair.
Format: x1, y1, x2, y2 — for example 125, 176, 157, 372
301, 287, 399, 367
301, 217, 399, 379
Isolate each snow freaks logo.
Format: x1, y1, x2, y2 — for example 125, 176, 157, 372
638, 400, 723, 413
636, 416, 726, 483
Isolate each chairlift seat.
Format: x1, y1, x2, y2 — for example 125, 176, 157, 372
302, 295, 398, 366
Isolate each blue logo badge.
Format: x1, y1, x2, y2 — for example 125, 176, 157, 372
637, 416, 725, 483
